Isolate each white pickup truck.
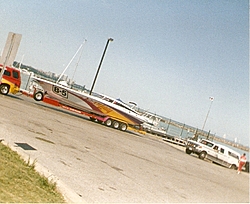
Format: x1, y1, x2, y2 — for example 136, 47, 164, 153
185, 139, 240, 169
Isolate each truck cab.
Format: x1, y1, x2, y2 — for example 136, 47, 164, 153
0, 65, 21, 95
186, 139, 240, 169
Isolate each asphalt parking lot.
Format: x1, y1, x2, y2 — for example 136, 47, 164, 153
0, 94, 249, 203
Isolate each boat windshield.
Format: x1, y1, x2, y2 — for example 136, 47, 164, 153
92, 93, 138, 114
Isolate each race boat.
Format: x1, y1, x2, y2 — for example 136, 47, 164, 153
32, 77, 145, 131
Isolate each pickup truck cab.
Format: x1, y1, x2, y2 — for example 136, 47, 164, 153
186, 139, 240, 169
0, 65, 21, 95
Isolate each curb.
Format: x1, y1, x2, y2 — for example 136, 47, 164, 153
1, 140, 86, 203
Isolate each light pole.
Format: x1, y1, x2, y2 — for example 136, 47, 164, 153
202, 97, 214, 130
89, 38, 113, 95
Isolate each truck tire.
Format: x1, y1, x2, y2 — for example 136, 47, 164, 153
185, 148, 192, 155
230, 164, 237, 170
199, 151, 207, 160
0, 84, 9, 95
34, 91, 44, 101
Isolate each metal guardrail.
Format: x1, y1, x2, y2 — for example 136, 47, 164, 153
162, 137, 187, 147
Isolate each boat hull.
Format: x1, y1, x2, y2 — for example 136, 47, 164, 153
33, 78, 144, 126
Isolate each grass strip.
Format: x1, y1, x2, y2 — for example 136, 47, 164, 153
0, 142, 65, 203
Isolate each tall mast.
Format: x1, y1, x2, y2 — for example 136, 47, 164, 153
56, 40, 86, 84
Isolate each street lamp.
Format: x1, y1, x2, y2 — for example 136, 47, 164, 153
202, 97, 214, 130
89, 38, 113, 95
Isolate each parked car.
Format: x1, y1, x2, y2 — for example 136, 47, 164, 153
186, 139, 240, 169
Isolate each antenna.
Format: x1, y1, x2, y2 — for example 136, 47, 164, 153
18, 54, 25, 69
72, 39, 87, 81
56, 40, 86, 84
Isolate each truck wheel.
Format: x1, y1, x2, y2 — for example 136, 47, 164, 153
230, 164, 237, 170
33, 91, 44, 101
185, 148, 192, 155
112, 121, 119, 129
199, 151, 207, 160
105, 119, 112, 127
0, 84, 9, 95
120, 123, 127, 131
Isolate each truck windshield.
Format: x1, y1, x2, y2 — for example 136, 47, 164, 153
201, 140, 214, 148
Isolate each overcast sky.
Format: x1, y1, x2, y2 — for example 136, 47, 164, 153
0, 0, 248, 145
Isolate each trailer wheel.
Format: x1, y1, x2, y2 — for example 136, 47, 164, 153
0, 84, 9, 95
105, 119, 112, 127
112, 121, 119, 129
120, 123, 127, 131
34, 91, 44, 101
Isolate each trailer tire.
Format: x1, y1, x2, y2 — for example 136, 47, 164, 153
34, 91, 44, 101
112, 121, 119, 129
120, 123, 127, 131
105, 119, 112, 127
